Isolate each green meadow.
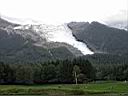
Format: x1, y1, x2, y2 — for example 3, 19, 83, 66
0, 81, 128, 96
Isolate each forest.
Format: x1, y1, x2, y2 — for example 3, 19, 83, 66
0, 57, 128, 84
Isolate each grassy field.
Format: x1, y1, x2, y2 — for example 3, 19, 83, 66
0, 81, 128, 95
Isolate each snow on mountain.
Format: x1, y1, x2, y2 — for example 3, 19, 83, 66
0, 15, 93, 55
104, 20, 128, 31
13, 23, 93, 55
108, 23, 128, 31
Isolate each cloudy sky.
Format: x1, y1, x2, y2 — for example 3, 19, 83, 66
0, 0, 127, 24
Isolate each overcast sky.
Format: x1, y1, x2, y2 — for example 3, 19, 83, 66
0, 0, 127, 24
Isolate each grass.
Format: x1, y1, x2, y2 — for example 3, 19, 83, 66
0, 81, 128, 95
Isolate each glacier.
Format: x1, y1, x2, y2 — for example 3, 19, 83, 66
1, 16, 93, 55
44, 24, 93, 55
14, 24, 93, 55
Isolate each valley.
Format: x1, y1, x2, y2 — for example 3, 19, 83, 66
0, 15, 128, 96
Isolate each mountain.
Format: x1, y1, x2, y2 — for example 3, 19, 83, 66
1, 16, 128, 63
106, 21, 128, 31
0, 18, 86, 63
68, 21, 128, 55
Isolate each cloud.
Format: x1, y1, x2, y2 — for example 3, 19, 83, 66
104, 10, 128, 23
0, 0, 127, 24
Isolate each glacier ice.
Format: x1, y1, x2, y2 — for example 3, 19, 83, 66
2, 16, 93, 55
14, 24, 93, 55
45, 24, 94, 55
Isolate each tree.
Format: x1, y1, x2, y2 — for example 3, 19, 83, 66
73, 65, 81, 84
15, 65, 33, 84
0, 62, 14, 84
57, 59, 73, 83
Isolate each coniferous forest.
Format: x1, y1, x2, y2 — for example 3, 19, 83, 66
0, 56, 128, 84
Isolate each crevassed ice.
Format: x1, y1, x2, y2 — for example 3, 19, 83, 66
13, 23, 93, 55
40, 24, 94, 55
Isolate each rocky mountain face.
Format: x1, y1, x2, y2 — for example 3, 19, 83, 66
68, 21, 128, 55
0, 18, 84, 63
1, 16, 128, 63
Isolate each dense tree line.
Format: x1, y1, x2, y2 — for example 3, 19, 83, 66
96, 64, 128, 81
0, 56, 128, 84
0, 58, 95, 84
83, 54, 128, 81
83, 54, 128, 65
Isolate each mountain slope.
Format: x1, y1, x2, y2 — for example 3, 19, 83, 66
68, 21, 128, 55
0, 18, 85, 63
0, 28, 75, 63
